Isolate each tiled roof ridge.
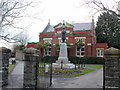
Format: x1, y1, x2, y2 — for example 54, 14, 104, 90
72, 22, 92, 24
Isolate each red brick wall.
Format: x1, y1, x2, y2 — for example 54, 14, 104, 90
27, 25, 108, 57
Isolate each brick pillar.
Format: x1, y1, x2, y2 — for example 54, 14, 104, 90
0, 47, 11, 87
23, 47, 39, 88
104, 47, 120, 88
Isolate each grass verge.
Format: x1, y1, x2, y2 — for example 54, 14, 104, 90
51, 64, 103, 77
9, 64, 15, 72
38, 64, 103, 78
52, 68, 96, 77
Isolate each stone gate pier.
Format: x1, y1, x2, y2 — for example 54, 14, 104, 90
104, 47, 120, 89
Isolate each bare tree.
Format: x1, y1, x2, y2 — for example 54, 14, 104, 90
14, 30, 30, 45
83, 0, 120, 15
0, 0, 37, 43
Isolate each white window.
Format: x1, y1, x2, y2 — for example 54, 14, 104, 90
97, 50, 103, 57
44, 40, 52, 56
44, 40, 51, 44
76, 46, 85, 57
44, 44, 51, 56
76, 38, 85, 44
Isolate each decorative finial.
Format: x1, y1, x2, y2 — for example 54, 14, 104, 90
92, 16, 94, 29
48, 19, 50, 25
63, 20, 65, 24
63, 20, 65, 29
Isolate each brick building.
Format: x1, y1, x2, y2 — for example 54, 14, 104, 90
27, 20, 108, 57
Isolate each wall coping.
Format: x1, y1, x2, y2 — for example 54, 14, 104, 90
0, 47, 11, 53
24, 47, 40, 54
104, 47, 120, 55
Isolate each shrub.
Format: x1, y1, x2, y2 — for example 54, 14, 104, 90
41, 56, 58, 63
41, 56, 104, 64
68, 56, 80, 64
80, 56, 104, 64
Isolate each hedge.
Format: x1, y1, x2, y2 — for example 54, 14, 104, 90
41, 56, 104, 64
80, 56, 105, 64
41, 56, 58, 63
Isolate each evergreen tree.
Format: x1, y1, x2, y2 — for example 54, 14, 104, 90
96, 12, 120, 49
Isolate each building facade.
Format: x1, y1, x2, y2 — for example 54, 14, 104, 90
27, 21, 108, 57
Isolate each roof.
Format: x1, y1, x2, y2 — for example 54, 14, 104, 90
73, 23, 92, 31
93, 43, 108, 48
43, 24, 54, 32
42, 22, 93, 32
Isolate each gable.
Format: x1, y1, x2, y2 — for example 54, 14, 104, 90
54, 22, 73, 29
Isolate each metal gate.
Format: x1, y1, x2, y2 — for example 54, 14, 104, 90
23, 47, 52, 89
37, 57, 52, 88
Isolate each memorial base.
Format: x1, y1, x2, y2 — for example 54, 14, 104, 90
52, 63, 76, 69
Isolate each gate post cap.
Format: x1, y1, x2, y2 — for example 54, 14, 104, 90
24, 47, 39, 54
104, 47, 120, 55
0, 47, 11, 52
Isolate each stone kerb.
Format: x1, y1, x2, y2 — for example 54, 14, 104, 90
104, 47, 120, 88
23, 47, 39, 88
0, 47, 11, 87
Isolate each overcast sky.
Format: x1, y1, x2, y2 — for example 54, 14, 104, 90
25, 0, 119, 42
0, 0, 120, 48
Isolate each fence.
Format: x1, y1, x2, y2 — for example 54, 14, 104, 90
103, 47, 120, 89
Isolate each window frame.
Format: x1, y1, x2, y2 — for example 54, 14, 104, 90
97, 49, 104, 57
76, 46, 85, 57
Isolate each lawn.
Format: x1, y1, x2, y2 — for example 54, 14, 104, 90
9, 64, 15, 72
39, 64, 103, 77
85, 64, 103, 69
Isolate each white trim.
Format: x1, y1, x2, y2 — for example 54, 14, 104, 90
87, 43, 91, 46
57, 31, 70, 34
66, 31, 70, 33
58, 37, 61, 40
58, 37, 68, 39
74, 37, 86, 39
70, 43, 73, 45
57, 31, 61, 34
43, 38, 52, 40
96, 48, 104, 50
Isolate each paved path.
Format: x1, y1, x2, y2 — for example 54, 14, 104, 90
5, 61, 24, 88
50, 68, 103, 88
4, 62, 103, 89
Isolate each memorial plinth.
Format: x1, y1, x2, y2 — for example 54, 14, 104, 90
53, 43, 75, 68
56, 43, 70, 64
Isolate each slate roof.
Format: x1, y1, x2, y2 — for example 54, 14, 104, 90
42, 24, 54, 32
73, 23, 92, 31
42, 22, 93, 32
